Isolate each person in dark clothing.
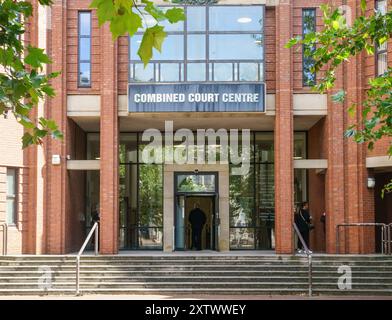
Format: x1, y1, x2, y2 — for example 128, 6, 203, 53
188, 203, 207, 250
294, 201, 312, 253
91, 203, 100, 248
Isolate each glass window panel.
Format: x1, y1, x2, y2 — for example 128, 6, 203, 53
294, 169, 307, 205
79, 12, 91, 36
187, 6, 206, 31
139, 165, 163, 227
120, 133, 138, 163
229, 165, 255, 226
137, 227, 163, 249
213, 63, 233, 81
259, 63, 264, 81
210, 34, 263, 60
376, 0, 387, 15
79, 63, 91, 86
294, 132, 306, 159
85, 170, 100, 237
7, 169, 16, 196
177, 174, 216, 193
302, 9, 316, 34
130, 35, 184, 61
209, 6, 263, 31
378, 52, 387, 76
131, 63, 154, 82
79, 37, 91, 61
230, 228, 255, 249
239, 63, 258, 81
187, 34, 206, 60
255, 133, 274, 163
6, 199, 15, 225
159, 63, 181, 82
187, 63, 206, 81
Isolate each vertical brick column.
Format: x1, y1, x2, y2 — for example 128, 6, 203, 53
99, 24, 119, 254
274, 0, 294, 254
45, 0, 68, 254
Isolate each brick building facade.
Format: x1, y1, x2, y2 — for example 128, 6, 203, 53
0, 0, 391, 255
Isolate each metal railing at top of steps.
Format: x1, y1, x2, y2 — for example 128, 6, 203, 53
76, 222, 99, 296
336, 223, 391, 255
293, 222, 312, 297
0, 222, 7, 256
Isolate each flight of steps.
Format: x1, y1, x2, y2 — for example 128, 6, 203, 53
0, 254, 391, 296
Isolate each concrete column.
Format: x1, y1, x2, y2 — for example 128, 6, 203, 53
99, 23, 119, 254
45, 0, 68, 254
274, 0, 294, 254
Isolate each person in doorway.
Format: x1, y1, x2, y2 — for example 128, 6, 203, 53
188, 202, 207, 250
294, 201, 313, 254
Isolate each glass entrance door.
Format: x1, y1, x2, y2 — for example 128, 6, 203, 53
174, 172, 219, 251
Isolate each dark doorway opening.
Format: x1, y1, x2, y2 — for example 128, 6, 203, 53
375, 172, 392, 252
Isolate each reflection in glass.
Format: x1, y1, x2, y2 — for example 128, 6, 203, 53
239, 63, 258, 81
177, 174, 216, 193
132, 63, 154, 82
209, 6, 263, 31
213, 63, 233, 81
187, 63, 206, 81
79, 12, 91, 35
229, 165, 255, 226
160, 63, 182, 82
139, 164, 163, 227
210, 34, 263, 60
187, 6, 206, 31
187, 34, 206, 60
294, 132, 306, 159
230, 228, 255, 249
79, 63, 91, 86
79, 38, 90, 60
130, 35, 184, 61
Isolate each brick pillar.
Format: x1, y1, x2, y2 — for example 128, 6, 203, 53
344, 0, 375, 253
99, 24, 119, 254
45, 0, 68, 254
274, 0, 294, 254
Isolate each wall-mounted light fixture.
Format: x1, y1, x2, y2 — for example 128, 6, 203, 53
367, 177, 376, 189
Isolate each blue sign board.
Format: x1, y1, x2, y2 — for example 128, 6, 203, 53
128, 83, 266, 112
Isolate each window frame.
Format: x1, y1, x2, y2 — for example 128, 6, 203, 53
302, 8, 317, 87
375, 0, 388, 77
78, 11, 92, 88
6, 168, 18, 226
128, 4, 265, 83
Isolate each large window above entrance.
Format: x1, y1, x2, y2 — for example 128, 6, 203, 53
129, 5, 264, 83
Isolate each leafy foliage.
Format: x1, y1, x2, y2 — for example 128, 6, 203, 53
0, 0, 62, 148
286, 4, 392, 196
90, 0, 185, 65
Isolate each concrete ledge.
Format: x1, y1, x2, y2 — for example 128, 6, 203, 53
293, 159, 328, 169
366, 156, 392, 168
67, 160, 100, 170
67, 95, 100, 117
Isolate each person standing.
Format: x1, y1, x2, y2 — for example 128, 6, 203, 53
188, 203, 206, 250
294, 201, 313, 253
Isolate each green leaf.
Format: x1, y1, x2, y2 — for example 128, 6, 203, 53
360, 0, 367, 13
137, 25, 167, 66
91, 0, 116, 26
110, 10, 142, 39
348, 104, 356, 117
165, 7, 185, 23
24, 46, 51, 68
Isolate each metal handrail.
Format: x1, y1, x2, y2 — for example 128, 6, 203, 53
76, 222, 99, 295
388, 223, 392, 255
0, 223, 7, 256
336, 223, 388, 254
293, 222, 312, 297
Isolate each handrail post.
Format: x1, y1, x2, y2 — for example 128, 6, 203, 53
76, 255, 80, 296
95, 223, 99, 255
75, 222, 99, 296
1, 223, 7, 256
293, 223, 312, 297
308, 254, 312, 297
